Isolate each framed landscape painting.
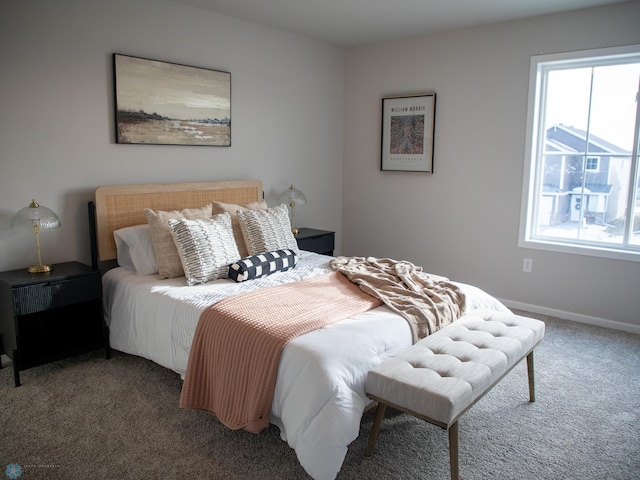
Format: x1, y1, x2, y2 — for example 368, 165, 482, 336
113, 54, 231, 146
381, 93, 436, 172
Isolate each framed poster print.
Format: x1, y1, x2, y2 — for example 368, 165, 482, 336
113, 54, 231, 146
380, 93, 436, 172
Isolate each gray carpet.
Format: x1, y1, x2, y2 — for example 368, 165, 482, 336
1, 311, 639, 480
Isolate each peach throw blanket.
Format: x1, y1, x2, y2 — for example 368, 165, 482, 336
179, 271, 382, 433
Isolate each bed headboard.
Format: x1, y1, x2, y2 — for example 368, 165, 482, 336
91, 180, 263, 268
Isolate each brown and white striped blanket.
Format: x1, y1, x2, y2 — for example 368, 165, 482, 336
179, 271, 382, 433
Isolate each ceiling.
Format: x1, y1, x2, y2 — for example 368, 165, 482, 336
173, 0, 626, 47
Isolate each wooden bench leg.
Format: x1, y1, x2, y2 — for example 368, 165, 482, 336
365, 402, 387, 456
527, 351, 535, 402
448, 421, 459, 480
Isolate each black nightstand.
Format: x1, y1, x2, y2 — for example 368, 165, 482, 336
0, 261, 110, 387
295, 228, 335, 256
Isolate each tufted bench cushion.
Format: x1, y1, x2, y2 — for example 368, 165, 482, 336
364, 308, 545, 480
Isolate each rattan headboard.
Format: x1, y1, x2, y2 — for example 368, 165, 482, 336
93, 180, 263, 263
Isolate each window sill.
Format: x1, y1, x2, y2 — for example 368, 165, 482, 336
519, 237, 640, 263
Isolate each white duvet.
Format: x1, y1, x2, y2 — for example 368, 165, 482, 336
102, 252, 510, 480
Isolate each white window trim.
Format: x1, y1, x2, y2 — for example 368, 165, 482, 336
519, 44, 640, 263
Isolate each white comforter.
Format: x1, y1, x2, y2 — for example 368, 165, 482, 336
102, 252, 510, 480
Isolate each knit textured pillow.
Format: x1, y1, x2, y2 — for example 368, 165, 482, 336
237, 203, 300, 256
144, 204, 213, 279
168, 214, 240, 286
228, 249, 298, 283
211, 200, 268, 258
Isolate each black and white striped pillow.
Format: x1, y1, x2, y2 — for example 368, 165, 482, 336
168, 213, 240, 286
228, 249, 298, 282
237, 204, 300, 257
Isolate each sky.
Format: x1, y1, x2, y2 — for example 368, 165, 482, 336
545, 63, 640, 152
114, 55, 231, 121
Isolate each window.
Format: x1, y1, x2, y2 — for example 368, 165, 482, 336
520, 45, 640, 262
585, 157, 599, 172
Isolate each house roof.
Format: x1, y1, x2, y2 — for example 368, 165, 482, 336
573, 184, 613, 194
548, 124, 630, 154
545, 137, 578, 154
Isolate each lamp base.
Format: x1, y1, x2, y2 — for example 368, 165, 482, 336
27, 264, 53, 273
291, 227, 299, 236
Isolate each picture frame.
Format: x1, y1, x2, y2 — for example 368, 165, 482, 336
380, 93, 436, 173
113, 54, 231, 146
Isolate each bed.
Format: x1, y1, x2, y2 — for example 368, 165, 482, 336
90, 180, 511, 480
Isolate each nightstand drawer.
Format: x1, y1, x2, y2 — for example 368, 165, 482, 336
0, 261, 109, 386
296, 228, 335, 256
299, 234, 334, 254
12, 274, 102, 316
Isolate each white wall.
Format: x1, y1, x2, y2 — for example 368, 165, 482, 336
0, 0, 345, 271
2, 0, 638, 333
343, 1, 640, 332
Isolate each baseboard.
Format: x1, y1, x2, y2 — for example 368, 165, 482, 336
499, 298, 640, 335
1, 354, 12, 367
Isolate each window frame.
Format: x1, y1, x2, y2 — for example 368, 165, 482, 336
585, 156, 599, 172
519, 44, 640, 262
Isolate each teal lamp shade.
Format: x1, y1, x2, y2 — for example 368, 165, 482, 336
11, 199, 61, 273
278, 184, 307, 235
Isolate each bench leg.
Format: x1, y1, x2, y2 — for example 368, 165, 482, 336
527, 351, 535, 402
448, 421, 459, 480
365, 402, 387, 456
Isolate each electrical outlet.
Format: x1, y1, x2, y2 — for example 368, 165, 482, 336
523, 258, 533, 273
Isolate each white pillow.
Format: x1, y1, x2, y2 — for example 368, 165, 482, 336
113, 224, 158, 275
237, 203, 300, 256
168, 214, 240, 286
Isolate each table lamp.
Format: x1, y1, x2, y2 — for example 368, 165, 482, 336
278, 184, 306, 236
11, 199, 61, 273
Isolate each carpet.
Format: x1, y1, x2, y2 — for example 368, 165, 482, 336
1, 311, 639, 479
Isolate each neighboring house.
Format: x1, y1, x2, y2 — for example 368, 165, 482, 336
540, 124, 631, 226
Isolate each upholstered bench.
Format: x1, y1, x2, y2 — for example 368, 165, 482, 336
364, 308, 545, 480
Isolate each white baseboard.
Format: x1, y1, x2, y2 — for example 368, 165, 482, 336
499, 298, 640, 335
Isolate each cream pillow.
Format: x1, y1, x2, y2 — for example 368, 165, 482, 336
212, 200, 268, 257
237, 203, 299, 256
168, 214, 240, 286
144, 204, 213, 279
